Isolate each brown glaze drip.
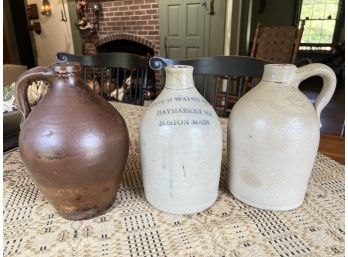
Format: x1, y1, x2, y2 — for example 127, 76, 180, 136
15, 62, 129, 220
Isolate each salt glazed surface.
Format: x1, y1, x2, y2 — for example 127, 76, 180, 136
228, 63, 336, 210
140, 65, 223, 214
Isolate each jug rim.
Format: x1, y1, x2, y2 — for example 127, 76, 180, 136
165, 65, 194, 71
262, 64, 297, 83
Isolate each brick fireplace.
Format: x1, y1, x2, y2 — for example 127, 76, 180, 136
82, 0, 160, 56
79, 0, 160, 96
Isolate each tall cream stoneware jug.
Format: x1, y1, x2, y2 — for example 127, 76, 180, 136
140, 65, 222, 214
228, 63, 336, 211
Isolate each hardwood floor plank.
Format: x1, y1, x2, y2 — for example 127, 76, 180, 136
319, 134, 345, 165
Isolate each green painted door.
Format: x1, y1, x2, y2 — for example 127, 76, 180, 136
159, 0, 226, 59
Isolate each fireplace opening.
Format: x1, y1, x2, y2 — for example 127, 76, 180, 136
97, 40, 155, 57
97, 39, 157, 101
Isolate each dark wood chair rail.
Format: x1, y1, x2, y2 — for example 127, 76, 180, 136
57, 52, 149, 68
150, 55, 272, 77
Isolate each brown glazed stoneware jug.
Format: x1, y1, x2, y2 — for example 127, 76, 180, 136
15, 62, 129, 220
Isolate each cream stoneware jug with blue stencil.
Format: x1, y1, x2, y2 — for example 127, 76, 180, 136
140, 65, 223, 214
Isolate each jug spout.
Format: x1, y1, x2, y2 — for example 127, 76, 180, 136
262, 64, 297, 83
164, 65, 195, 89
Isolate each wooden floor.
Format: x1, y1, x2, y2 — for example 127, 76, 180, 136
319, 134, 345, 164
300, 76, 345, 165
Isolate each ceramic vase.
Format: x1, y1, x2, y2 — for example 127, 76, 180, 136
16, 62, 129, 220
140, 65, 222, 214
228, 63, 336, 211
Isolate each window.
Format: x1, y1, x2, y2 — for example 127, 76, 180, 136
299, 0, 340, 44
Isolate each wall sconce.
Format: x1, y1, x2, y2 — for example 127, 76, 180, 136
41, 0, 52, 16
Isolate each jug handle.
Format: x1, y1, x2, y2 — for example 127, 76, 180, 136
15, 66, 55, 120
295, 63, 336, 128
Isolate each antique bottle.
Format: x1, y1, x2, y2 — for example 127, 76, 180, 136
16, 62, 129, 220
140, 65, 223, 214
228, 63, 336, 211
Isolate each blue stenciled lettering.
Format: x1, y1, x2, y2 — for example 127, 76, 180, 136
159, 120, 190, 126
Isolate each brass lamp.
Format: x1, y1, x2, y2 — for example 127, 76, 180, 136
41, 0, 52, 16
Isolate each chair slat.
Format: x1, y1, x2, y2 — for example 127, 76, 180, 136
223, 78, 231, 116
116, 68, 119, 101
135, 69, 140, 105
203, 76, 207, 98
83, 67, 87, 86
237, 76, 243, 99
93, 67, 96, 92
56, 52, 150, 106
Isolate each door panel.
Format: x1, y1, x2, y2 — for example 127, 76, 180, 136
160, 0, 226, 59
160, 0, 207, 59
187, 4, 200, 36
167, 47, 181, 59
168, 5, 180, 36
186, 47, 200, 59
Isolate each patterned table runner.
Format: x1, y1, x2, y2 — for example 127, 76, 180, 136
4, 102, 345, 257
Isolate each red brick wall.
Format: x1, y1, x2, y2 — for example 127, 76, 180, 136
82, 0, 160, 56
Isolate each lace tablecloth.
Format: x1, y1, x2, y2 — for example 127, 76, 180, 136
4, 102, 345, 257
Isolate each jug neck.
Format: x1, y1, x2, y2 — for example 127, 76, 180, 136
262, 64, 297, 84
165, 65, 195, 89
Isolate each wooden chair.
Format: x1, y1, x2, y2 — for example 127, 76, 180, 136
250, 21, 305, 64
56, 52, 149, 105
149, 55, 272, 117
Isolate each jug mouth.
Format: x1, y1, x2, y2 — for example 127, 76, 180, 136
165, 65, 194, 72
164, 65, 195, 89
262, 64, 297, 83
